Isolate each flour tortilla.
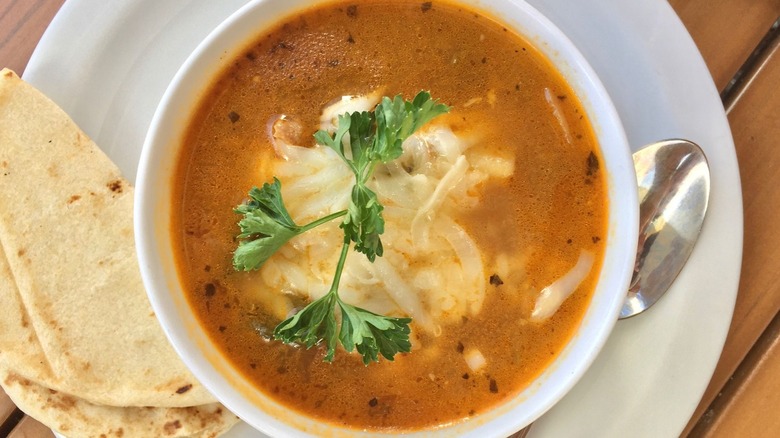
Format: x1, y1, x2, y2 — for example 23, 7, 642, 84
0, 68, 214, 407
0, 368, 239, 438
0, 238, 54, 382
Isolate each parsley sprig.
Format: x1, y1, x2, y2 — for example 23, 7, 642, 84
233, 91, 449, 364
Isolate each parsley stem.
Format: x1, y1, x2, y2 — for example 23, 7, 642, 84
328, 240, 351, 296
361, 161, 377, 185
299, 210, 348, 232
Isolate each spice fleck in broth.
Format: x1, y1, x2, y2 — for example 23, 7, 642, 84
171, 0, 608, 431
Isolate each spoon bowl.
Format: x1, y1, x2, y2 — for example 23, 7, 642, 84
620, 139, 711, 319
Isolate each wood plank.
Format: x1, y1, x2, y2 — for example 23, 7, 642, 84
690, 313, 780, 436
0, 0, 65, 75
669, 0, 780, 91
8, 415, 54, 438
683, 30, 780, 436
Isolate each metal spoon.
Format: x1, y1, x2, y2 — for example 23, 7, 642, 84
619, 139, 710, 319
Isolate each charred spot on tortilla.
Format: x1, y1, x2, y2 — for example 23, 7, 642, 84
163, 420, 183, 434
176, 384, 193, 394
107, 179, 123, 193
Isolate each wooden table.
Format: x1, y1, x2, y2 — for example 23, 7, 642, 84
1, 0, 779, 436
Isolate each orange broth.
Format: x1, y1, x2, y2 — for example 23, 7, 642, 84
171, 0, 608, 431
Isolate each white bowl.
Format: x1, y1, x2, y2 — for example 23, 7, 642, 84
135, 0, 638, 436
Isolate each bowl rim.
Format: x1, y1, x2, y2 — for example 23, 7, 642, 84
134, 0, 638, 436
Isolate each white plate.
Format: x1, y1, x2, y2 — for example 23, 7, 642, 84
28, 0, 742, 437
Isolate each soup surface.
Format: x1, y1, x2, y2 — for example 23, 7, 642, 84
172, 0, 607, 431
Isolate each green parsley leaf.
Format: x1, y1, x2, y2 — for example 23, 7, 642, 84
372, 91, 450, 165
233, 178, 346, 270
343, 183, 384, 261
235, 178, 296, 227
233, 178, 301, 271
274, 292, 339, 361
338, 301, 412, 364
314, 113, 355, 173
